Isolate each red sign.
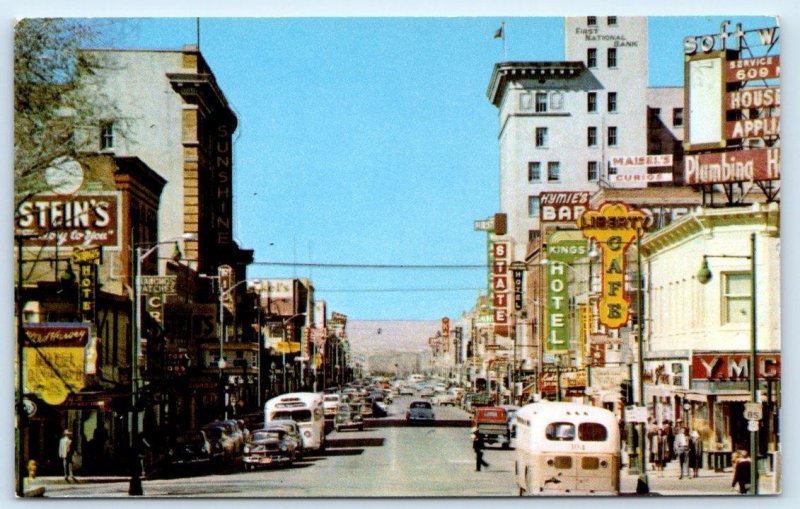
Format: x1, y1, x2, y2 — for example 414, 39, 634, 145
540, 191, 590, 223
684, 148, 780, 185
491, 242, 510, 328
692, 352, 781, 381
727, 56, 780, 82
727, 87, 780, 110
23, 323, 91, 347
441, 317, 450, 337
16, 194, 120, 248
725, 117, 779, 140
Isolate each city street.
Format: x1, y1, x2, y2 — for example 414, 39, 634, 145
29, 395, 779, 497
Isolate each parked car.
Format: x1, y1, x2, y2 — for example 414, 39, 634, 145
242, 427, 298, 470
334, 403, 364, 432
167, 430, 212, 471
323, 394, 342, 417
473, 406, 511, 448
268, 419, 304, 455
201, 423, 236, 462
406, 400, 435, 423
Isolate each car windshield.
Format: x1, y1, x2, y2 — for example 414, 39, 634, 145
410, 402, 431, 409
252, 431, 277, 441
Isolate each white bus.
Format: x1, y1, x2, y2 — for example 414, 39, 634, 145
515, 402, 620, 496
264, 392, 325, 451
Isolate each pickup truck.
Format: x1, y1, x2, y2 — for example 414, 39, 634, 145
472, 406, 511, 449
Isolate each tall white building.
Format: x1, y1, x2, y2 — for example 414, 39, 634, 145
487, 17, 652, 262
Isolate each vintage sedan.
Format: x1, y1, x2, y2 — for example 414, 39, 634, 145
201, 423, 236, 463
167, 430, 212, 471
334, 403, 364, 432
406, 400, 435, 423
242, 427, 298, 470
268, 419, 304, 455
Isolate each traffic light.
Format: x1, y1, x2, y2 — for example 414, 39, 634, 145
620, 381, 633, 405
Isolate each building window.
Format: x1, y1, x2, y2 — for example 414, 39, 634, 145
528, 196, 540, 217
535, 92, 548, 113
588, 92, 597, 112
529, 230, 541, 243
100, 121, 114, 150
723, 272, 751, 324
547, 162, 561, 182
607, 92, 617, 113
607, 16, 617, 26
587, 126, 598, 147
608, 126, 618, 146
519, 92, 533, 110
535, 127, 548, 147
588, 161, 599, 181
587, 48, 597, 68
673, 108, 684, 127
587, 16, 597, 26
528, 162, 541, 182
607, 48, 617, 68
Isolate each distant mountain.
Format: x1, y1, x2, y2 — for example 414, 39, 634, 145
347, 320, 440, 355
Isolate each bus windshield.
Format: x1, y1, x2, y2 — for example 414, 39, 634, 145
271, 409, 312, 423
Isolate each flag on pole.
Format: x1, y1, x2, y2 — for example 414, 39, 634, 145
493, 24, 504, 39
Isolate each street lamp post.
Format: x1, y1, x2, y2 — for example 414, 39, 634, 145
697, 232, 757, 494
130, 233, 195, 496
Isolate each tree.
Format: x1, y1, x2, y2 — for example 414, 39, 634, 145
14, 18, 124, 211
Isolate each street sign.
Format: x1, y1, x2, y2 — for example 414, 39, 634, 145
748, 420, 759, 432
744, 402, 763, 421
139, 275, 177, 295
474, 218, 494, 231
625, 406, 648, 423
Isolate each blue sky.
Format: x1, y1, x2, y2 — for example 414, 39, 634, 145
84, 15, 777, 321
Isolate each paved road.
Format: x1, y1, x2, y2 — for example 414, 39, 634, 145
36, 426, 517, 497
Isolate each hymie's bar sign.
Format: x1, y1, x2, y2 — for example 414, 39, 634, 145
692, 352, 781, 381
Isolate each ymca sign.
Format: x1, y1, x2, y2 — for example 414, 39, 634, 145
692, 352, 781, 381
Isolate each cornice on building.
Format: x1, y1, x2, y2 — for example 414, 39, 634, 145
487, 61, 586, 106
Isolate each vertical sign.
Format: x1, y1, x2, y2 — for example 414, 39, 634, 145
441, 317, 450, 353
579, 303, 591, 363
577, 202, 647, 329
78, 262, 97, 324
544, 231, 587, 354
491, 241, 510, 336
218, 265, 235, 315
454, 326, 463, 363
512, 269, 524, 311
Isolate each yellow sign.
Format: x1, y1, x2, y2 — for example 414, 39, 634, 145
579, 303, 592, 359
577, 202, 647, 329
23, 324, 91, 405
274, 341, 301, 354
313, 353, 322, 369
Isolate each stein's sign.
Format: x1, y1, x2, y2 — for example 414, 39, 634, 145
16, 193, 120, 248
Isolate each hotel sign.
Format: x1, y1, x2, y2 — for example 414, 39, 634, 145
577, 203, 647, 329
684, 148, 780, 185
544, 231, 587, 354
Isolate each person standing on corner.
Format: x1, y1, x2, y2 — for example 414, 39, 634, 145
732, 450, 752, 494
473, 431, 489, 471
58, 429, 73, 482
689, 429, 703, 478
674, 427, 690, 479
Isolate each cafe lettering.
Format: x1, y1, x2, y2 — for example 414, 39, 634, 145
578, 202, 646, 329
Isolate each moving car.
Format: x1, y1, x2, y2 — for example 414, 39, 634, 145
406, 400, 435, 423
473, 406, 511, 448
167, 430, 212, 471
334, 403, 364, 432
323, 394, 342, 418
242, 427, 298, 470
431, 392, 457, 406
399, 386, 415, 396
269, 419, 304, 456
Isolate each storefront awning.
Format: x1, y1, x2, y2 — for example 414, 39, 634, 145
713, 392, 751, 403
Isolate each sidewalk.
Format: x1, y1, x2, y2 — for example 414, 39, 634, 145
620, 457, 780, 496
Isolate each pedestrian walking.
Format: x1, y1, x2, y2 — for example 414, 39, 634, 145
673, 427, 690, 479
473, 432, 489, 471
664, 421, 675, 464
58, 429, 74, 481
731, 450, 751, 494
688, 429, 703, 478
